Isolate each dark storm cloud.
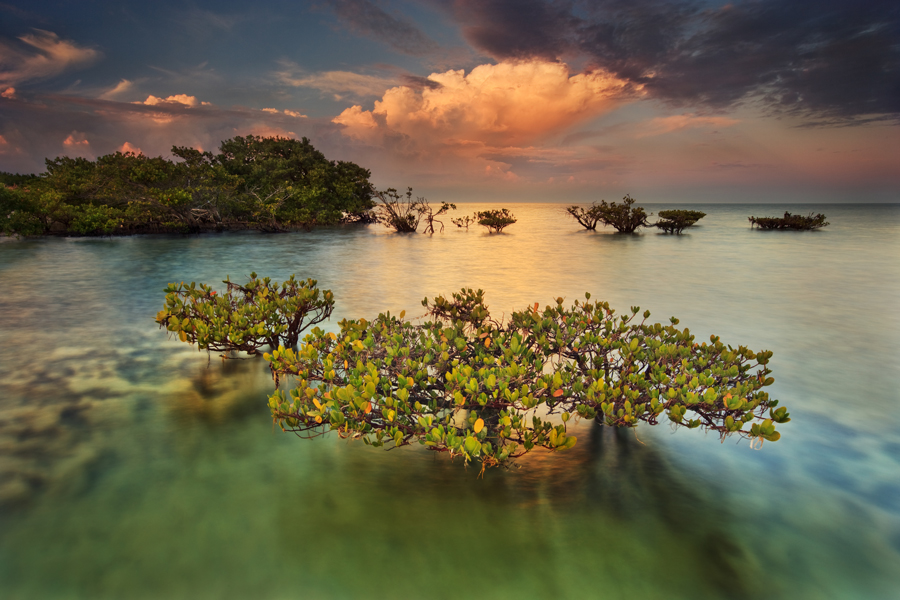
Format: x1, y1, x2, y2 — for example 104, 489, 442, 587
329, 0, 440, 55
438, 0, 900, 122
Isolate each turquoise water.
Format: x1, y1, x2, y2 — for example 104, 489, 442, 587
1, 204, 898, 599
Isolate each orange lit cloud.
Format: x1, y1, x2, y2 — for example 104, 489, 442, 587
61, 130, 92, 158
128, 94, 214, 124
1, 87, 15, 99
0, 29, 100, 87
262, 108, 307, 118
63, 131, 89, 147
334, 60, 635, 149
141, 94, 211, 108
99, 79, 133, 100
276, 61, 397, 99
635, 113, 740, 137
119, 141, 142, 154
329, 60, 637, 186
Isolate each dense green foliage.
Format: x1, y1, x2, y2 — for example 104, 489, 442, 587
373, 187, 455, 233
160, 276, 789, 470
156, 273, 334, 354
655, 210, 707, 234
475, 208, 517, 233
567, 195, 649, 233
750, 212, 829, 230
0, 136, 374, 236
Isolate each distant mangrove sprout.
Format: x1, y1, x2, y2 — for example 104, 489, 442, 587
451, 214, 476, 230
159, 275, 790, 470
749, 212, 829, 230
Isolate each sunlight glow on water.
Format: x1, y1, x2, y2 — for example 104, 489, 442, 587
1, 204, 898, 599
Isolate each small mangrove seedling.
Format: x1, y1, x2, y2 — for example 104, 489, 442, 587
451, 215, 476, 229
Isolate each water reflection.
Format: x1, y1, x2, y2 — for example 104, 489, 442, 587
165, 356, 271, 426
267, 419, 762, 599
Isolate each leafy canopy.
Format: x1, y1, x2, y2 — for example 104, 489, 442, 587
160, 277, 789, 470
475, 208, 517, 233
655, 210, 707, 234
749, 212, 829, 230
0, 136, 374, 236
156, 273, 334, 354
567, 195, 649, 233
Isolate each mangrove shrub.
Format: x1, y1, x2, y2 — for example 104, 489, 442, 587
749, 212, 829, 230
160, 277, 789, 470
566, 203, 604, 230
475, 209, 517, 233
567, 195, 649, 233
655, 210, 707, 234
373, 187, 455, 233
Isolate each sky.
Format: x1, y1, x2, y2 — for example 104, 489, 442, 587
0, 0, 898, 203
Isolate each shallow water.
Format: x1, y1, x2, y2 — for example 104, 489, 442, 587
1, 203, 898, 599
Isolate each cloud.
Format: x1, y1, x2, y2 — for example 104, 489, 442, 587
333, 60, 635, 148
327, 59, 638, 188
328, 0, 439, 55
276, 62, 397, 98
140, 94, 211, 108
0, 29, 100, 87
437, 0, 900, 123
636, 114, 740, 137
442, 0, 578, 62
1, 86, 14, 98
126, 94, 215, 124
62, 131, 89, 147
400, 74, 443, 90
262, 107, 308, 118
61, 130, 92, 158
119, 141, 142, 154
99, 79, 133, 100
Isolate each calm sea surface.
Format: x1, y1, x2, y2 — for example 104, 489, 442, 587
1, 203, 898, 599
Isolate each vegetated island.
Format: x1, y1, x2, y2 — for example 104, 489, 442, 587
157, 273, 789, 470
0, 135, 376, 236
